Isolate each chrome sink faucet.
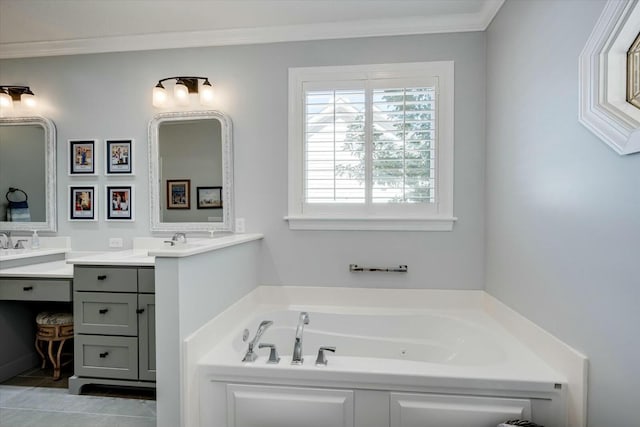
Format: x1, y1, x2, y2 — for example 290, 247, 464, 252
164, 232, 187, 246
291, 312, 310, 365
242, 320, 273, 362
0, 232, 12, 249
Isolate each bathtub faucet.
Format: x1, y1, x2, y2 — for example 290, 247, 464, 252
242, 320, 273, 362
291, 312, 310, 365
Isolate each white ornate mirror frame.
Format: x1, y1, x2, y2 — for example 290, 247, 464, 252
0, 116, 57, 232
148, 110, 234, 233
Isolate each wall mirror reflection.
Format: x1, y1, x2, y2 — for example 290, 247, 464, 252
0, 117, 57, 232
148, 111, 233, 233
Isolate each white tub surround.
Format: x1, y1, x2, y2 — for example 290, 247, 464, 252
189, 286, 586, 427
0, 236, 71, 268
154, 233, 263, 427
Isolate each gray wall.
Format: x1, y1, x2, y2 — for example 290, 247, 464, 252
0, 32, 487, 290
0, 125, 46, 221
486, 1, 640, 426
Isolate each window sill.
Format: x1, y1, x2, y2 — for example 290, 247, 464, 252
284, 216, 457, 231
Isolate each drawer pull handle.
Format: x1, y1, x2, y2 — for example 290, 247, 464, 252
136, 308, 145, 314
97, 275, 107, 280
22, 286, 33, 291
99, 351, 109, 358
98, 308, 109, 314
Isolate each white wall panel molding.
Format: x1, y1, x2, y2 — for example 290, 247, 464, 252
579, 0, 640, 155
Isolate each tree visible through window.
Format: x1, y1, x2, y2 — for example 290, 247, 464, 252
305, 85, 436, 205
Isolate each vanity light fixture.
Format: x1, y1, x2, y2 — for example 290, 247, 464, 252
152, 77, 214, 108
0, 85, 38, 110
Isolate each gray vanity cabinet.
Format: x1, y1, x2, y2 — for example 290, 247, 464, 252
70, 265, 156, 394
138, 293, 156, 381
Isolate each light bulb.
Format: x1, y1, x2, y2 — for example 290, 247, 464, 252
0, 91, 13, 110
153, 83, 168, 108
199, 80, 214, 106
174, 80, 190, 106
21, 90, 37, 108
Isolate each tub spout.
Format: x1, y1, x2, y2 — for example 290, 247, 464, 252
242, 320, 273, 362
291, 312, 309, 365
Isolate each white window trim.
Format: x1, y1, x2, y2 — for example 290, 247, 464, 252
578, 0, 640, 155
286, 62, 456, 231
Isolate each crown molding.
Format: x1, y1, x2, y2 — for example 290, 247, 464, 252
0, 1, 505, 59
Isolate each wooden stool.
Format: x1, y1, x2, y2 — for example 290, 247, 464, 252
35, 312, 74, 380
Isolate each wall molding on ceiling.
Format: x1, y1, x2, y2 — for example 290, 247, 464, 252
579, 0, 640, 155
0, 0, 505, 59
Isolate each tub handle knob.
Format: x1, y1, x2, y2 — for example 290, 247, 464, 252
315, 346, 336, 366
258, 343, 280, 364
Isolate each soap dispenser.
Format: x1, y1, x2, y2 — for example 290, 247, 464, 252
31, 230, 40, 249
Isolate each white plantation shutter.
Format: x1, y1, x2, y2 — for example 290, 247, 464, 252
288, 62, 455, 231
371, 85, 436, 204
305, 88, 366, 203
303, 81, 437, 205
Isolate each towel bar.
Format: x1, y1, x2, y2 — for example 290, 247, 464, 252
349, 264, 407, 273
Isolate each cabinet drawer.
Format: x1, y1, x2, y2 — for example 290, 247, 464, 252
75, 335, 138, 380
74, 266, 137, 292
138, 268, 155, 293
74, 292, 138, 336
0, 278, 72, 302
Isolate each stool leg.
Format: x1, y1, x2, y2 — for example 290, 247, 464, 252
53, 339, 67, 381
34, 338, 46, 369
47, 340, 58, 378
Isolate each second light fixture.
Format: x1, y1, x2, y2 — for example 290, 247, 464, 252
152, 77, 214, 108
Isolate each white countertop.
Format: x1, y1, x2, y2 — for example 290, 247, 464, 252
0, 260, 74, 278
148, 234, 263, 258
0, 234, 263, 270
66, 250, 155, 266
0, 247, 68, 262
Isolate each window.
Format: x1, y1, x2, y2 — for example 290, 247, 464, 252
627, 32, 640, 109
287, 62, 455, 231
579, 0, 640, 155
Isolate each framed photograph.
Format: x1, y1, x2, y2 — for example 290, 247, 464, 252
69, 140, 96, 175
106, 139, 133, 175
197, 186, 222, 209
69, 186, 96, 221
106, 185, 133, 221
167, 180, 190, 209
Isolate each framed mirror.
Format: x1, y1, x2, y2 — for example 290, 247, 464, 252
0, 116, 57, 232
148, 110, 234, 232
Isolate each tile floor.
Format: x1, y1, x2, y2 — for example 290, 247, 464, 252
0, 367, 156, 427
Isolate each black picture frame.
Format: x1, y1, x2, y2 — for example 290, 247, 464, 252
167, 180, 190, 209
69, 140, 96, 175
106, 139, 133, 174
197, 186, 222, 209
106, 185, 133, 220
69, 186, 96, 221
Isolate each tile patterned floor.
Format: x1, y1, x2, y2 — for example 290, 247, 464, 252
0, 368, 156, 427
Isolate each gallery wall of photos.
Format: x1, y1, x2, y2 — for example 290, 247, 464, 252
68, 139, 134, 222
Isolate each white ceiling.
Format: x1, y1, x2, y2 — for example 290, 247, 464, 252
0, 0, 504, 59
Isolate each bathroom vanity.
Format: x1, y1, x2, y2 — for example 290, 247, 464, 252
66, 251, 156, 394
0, 240, 72, 382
